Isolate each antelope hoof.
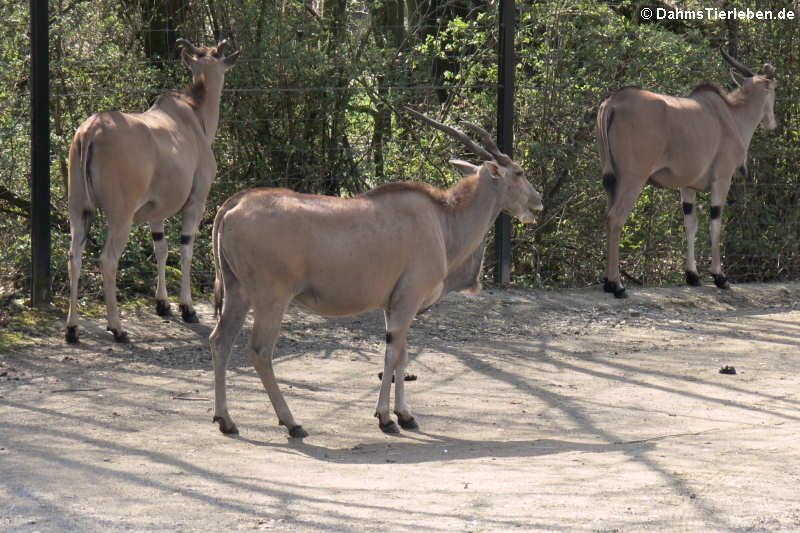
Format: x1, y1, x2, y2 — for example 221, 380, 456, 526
379, 419, 401, 434
213, 415, 239, 435
685, 271, 701, 287
155, 299, 171, 316
179, 304, 199, 323
288, 425, 308, 439
603, 278, 627, 299
65, 326, 79, 344
107, 327, 130, 343
396, 413, 419, 430
713, 274, 730, 290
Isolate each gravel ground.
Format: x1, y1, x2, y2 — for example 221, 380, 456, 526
2, 281, 800, 532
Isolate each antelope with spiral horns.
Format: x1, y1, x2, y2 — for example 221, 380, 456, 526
65, 38, 240, 343
208, 107, 543, 437
597, 47, 776, 298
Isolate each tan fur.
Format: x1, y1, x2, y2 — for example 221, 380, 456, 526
597, 51, 777, 296
362, 176, 480, 212
689, 83, 747, 107
208, 121, 543, 437
65, 39, 240, 343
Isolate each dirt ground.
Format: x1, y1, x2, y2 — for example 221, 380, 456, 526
2, 281, 800, 532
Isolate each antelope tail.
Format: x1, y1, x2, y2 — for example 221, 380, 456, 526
212, 206, 225, 320
597, 101, 618, 203
67, 130, 98, 248
77, 132, 97, 210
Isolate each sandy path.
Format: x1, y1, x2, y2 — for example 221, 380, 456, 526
2, 282, 799, 532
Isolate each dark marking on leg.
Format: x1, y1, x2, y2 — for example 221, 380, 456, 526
710, 205, 722, 220
65, 325, 79, 344
180, 234, 193, 245
685, 271, 701, 287
378, 372, 418, 382
682, 202, 694, 216
713, 274, 730, 289
385, 332, 392, 344
155, 299, 171, 316
151, 231, 165, 242
213, 415, 239, 435
179, 303, 199, 323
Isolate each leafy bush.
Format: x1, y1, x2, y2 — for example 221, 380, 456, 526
3, 0, 798, 302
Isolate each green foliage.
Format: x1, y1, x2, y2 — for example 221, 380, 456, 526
2, 0, 799, 302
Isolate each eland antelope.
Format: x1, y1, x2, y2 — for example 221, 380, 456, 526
65, 38, 240, 343
209, 107, 543, 437
597, 48, 776, 298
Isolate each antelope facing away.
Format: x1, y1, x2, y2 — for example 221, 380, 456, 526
209, 108, 543, 437
597, 48, 776, 298
65, 39, 240, 343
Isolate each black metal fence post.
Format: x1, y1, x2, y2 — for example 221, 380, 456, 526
494, 0, 515, 285
30, 0, 51, 306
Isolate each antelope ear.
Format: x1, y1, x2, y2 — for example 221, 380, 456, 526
479, 161, 502, 181
448, 159, 480, 176
223, 50, 240, 69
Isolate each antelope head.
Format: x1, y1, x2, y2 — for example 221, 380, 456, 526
403, 106, 544, 223
176, 38, 240, 82
721, 47, 777, 130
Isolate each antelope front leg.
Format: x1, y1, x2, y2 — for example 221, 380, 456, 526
376, 309, 415, 433
178, 234, 199, 322
179, 202, 204, 323
150, 220, 171, 316
680, 188, 700, 286
709, 180, 731, 289
376, 343, 400, 433
392, 341, 418, 430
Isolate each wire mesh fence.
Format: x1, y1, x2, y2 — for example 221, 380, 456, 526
3, 0, 800, 301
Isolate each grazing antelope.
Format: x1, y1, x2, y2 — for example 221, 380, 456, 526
209, 107, 543, 437
65, 39, 240, 343
597, 48, 776, 298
